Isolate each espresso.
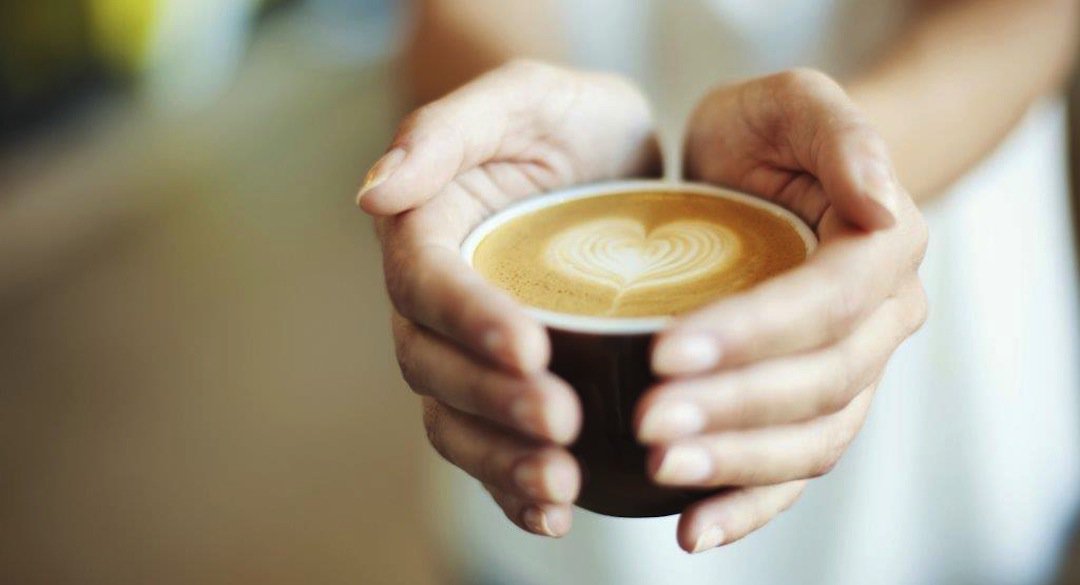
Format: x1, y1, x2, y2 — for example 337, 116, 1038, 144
472, 191, 807, 317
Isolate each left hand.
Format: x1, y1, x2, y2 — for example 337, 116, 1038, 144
635, 69, 929, 553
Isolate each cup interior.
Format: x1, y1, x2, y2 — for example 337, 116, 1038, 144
460, 180, 818, 335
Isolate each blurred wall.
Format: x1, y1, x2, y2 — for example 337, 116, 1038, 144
0, 8, 438, 585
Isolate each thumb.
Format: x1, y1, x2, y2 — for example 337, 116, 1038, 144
355, 96, 497, 216
814, 121, 900, 231
356, 60, 571, 216
768, 70, 900, 231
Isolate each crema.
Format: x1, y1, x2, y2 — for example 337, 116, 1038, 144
471, 191, 809, 318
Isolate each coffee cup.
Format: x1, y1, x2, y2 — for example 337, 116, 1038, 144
461, 180, 817, 517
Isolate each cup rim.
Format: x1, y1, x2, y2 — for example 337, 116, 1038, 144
460, 179, 818, 335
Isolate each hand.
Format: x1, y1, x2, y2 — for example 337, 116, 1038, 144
635, 69, 929, 552
361, 60, 660, 537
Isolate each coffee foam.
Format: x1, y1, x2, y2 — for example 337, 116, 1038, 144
468, 186, 812, 320
546, 219, 741, 313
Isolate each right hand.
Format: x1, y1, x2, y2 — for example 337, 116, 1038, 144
359, 60, 660, 537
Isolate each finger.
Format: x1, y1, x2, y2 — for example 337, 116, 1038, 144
383, 234, 549, 374
677, 481, 807, 552
756, 69, 900, 230
789, 71, 899, 230
395, 313, 581, 443
483, 484, 574, 538
638, 278, 925, 441
652, 208, 928, 376
357, 60, 579, 215
422, 398, 581, 504
359, 61, 660, 215
647, 384, 876, 488
360, 61, 570, 215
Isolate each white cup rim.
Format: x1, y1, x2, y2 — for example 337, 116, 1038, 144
460, 180, 818, 335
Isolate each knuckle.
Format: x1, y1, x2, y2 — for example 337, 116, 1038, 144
771, 67, 835, 94
815, 355, 855, 415
388, 246, 445, 325
385, 249, 421, 316
910, 282, 930, 332
412, 102, 442, 126
399, 104, 460, 148
808, 427, 848, 478
504, 57, 544, 72
911, 213, 931, 266
397, 106, 434, 138
503, 58, 561, 81
808, 452, 840, 479
393, 324, 423, 394
476, 447, 505, 487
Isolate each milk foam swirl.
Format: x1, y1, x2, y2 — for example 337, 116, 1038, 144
545, 218, 740, 293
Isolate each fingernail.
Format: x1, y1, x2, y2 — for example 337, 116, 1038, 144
514, 459, 577, 503
545, 460, 578, 503
638, 402, 706, 442
512, 393, 577, 444
522, 506, 555, 536
547, 391, 580, 444
357, 148, 405, 204
653, 334, 722, 376
522, 325, 552, 373
544, 506, 572, 536
655, 445, 713, 485
860, 160, 898, 224
693, 525, 726, 553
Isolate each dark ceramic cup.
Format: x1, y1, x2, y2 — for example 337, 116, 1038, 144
461, 180, 817, 517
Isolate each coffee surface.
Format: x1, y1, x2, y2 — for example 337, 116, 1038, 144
472, 191, 809, 318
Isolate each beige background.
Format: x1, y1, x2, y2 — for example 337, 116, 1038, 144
0, 21, 438, 585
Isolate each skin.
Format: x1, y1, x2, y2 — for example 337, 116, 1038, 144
361, 0, 1079, 553
403, 0, 1080, 202
366, 61, 661, 535
648, 70, 928, 552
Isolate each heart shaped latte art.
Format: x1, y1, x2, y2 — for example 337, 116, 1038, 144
545, 218, 740, 292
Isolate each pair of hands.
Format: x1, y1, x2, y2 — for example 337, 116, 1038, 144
359, 61, 928, 553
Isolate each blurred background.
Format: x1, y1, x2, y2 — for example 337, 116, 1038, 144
0, 2, 1078, 584
0, 1, 442, 584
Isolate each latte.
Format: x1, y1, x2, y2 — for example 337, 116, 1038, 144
462, 183, 816, 517
471, 190, 809, 318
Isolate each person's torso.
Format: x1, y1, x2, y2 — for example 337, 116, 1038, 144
434, 3, 1080, 584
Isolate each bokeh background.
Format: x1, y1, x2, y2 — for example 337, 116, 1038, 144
0, 2, 1078, 584
1, 1, 440, 584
